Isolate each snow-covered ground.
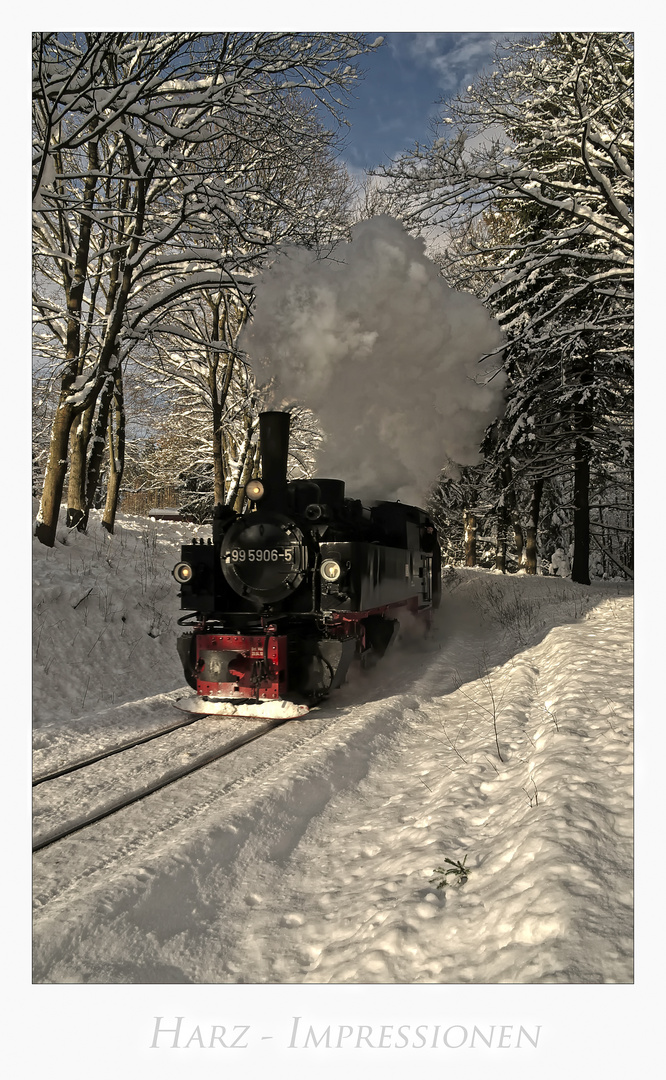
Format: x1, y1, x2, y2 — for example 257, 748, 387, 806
20, 507, 651, 1075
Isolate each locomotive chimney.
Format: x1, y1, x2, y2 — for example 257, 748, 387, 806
259, 411, 290, 508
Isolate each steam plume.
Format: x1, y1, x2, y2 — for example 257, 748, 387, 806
242, 216, 505, 504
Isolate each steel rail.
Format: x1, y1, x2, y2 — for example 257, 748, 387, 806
32, 715, 293, 853
32, 712, 205, 786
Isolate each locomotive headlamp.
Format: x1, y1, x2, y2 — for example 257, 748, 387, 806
245, 479, 265, 502
173, 561, 194, 584
320, 558, 342, 583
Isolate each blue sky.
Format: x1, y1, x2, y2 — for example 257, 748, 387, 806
339, 32, 522, 173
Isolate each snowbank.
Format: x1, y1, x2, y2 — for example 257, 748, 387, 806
32, 507, 209, 727
32, 514, 633, 988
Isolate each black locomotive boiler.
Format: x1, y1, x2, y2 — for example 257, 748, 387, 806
173, 411, 441, 715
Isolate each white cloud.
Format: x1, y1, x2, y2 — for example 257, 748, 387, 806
400, 32, 509, 95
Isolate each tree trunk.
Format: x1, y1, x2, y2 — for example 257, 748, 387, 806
207, 300, 225, 506
66, 399, 95, 530
571, 438, 591, 584
571, 343, 594, 586
76, 165, 147, 528
228, 419, 258, 512
102, 370, 126, 533
495, 533, 506, 573
35, 139, 99, 546
495, 495, 507, 573
211, 391, 226, 507
501, 462, 523, 571
232, 438, 259, 513
512, 514, 524, 570
207, 292, 246, 507
35, 402, 76, 546
524, 477, 544, 574
79, 372, 116, 531
66, 201, 123, 531
463, 509, 477, 567
211, 348, 237, 505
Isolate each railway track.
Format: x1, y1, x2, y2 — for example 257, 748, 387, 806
32, 713, 296, 853
32, 712, 205, 786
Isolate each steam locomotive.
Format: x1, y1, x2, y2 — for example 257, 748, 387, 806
173, 412, 441, 716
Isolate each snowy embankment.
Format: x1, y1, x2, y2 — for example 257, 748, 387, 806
32, 506, 206, 728
32, 509, 632, 984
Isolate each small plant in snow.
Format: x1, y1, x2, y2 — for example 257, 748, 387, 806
430, 855, 470, 889
453, 655, 506, 762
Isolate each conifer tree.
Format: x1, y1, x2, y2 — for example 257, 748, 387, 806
382, 33, 633, 582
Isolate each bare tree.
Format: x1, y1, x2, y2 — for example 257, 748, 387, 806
131, 102, 356, 516
33, 31, 379, 544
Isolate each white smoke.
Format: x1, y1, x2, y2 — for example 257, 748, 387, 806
242, 216, 505, 505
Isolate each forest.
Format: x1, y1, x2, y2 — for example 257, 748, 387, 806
32, 32, 633, 586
